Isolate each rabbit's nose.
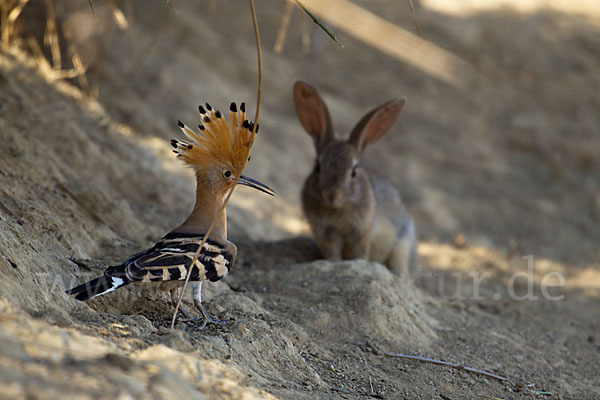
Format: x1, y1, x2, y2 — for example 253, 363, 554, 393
322, 189, 343, 208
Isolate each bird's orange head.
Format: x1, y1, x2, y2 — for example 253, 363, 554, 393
172, 102, 274, 197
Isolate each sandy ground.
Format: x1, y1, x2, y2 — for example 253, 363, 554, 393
0, 0, 599, 399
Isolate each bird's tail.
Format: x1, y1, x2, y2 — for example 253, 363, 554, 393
65, 266, 129, 302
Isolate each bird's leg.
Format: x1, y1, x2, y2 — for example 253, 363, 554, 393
170, 287, 200, 322
170, 287, 180, 309
192, 281, 223, 329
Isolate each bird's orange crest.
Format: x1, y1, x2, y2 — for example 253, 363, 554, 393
172, 102, 257, 175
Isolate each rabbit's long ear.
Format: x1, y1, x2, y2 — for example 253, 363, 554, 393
293, 81, 334, 152
349, 97, 406, 151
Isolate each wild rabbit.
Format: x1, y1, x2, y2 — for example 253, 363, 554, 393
293, 81, 417, 275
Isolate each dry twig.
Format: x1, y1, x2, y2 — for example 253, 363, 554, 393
43, 0, 61, 70
1, 0, 30, 51
384, 352, 508, 382
294, 0, 343, 47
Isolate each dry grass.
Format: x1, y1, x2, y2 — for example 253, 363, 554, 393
0, 0, 123, 96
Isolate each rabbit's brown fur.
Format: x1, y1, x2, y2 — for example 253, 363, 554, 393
293, 81, 417, 275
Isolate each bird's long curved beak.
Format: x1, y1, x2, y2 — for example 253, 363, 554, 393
238, 175, 275, 196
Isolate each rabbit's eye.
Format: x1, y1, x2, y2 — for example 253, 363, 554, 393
351, 164, 358, 178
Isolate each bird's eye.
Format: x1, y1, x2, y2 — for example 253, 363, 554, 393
223, 170, 232, 178
351, 164, 358, 178
314, 159, 321, 173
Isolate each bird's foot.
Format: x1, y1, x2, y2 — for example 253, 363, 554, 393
176, 305, 201, 322
173, 304, 223, 331
192, 299, 224, 330
172, 306, 208, 330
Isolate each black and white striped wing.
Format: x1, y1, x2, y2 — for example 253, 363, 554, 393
122, 232, 234, 284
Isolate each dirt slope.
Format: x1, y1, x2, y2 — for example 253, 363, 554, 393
1, 0, 599, 399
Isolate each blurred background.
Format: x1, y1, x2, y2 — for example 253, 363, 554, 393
5, 0, 599, 266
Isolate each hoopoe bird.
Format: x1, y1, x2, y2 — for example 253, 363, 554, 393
66, 102, 273, 328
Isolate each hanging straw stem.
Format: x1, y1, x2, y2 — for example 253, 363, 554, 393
274, 0, 294, 54
408, 0, 422, 37
170, 0, 262, 329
